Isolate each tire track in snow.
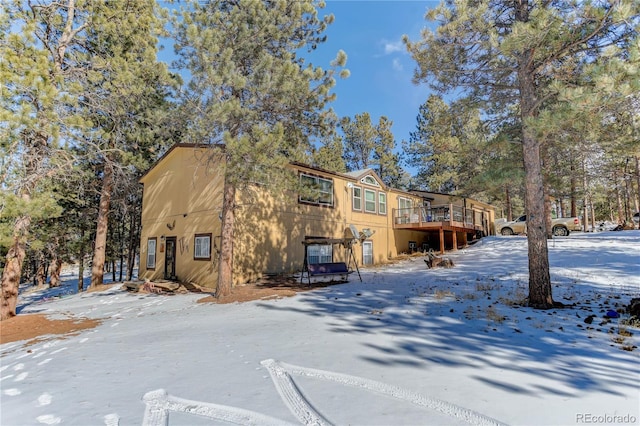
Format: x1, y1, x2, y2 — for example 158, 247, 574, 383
261, 359, 507, 426
262, 360, 331, 426
141, 389, 294, 426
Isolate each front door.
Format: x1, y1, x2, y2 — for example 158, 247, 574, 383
164, 237, 177, 280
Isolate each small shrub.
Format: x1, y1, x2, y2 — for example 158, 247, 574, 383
618, 326, 633, 337
611, 336, 626, 344
620, 317, 640, 329
475, 282, 496, 292
486, 306, 506, 323
434, 289, 455, 300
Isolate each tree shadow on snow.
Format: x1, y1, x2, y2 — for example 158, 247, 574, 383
256, 242, 639, 399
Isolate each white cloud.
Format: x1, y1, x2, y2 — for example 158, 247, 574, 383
383, 40, 405, 54
392, 58, 403, 72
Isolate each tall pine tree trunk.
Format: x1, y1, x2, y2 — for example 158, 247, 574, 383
0, 213, 31, 320
570, 161, 577, 217
635, 156, 640, 229
522, 126, 553, 308
90, 163, 114, 288
119, 215, 125, 282
36, 251, 48, 288
582, 158, 590, 232
544, 181, 552, 239
78, 228, 85, 292
516, 18, 553, 308
624, 159, 632, 222
505, 185, 513, 221
49, 257, 63, 288
614, 170, 624, 224
216, 178, 236, 298
126, 208, 138, 281
1, 131, 47, 319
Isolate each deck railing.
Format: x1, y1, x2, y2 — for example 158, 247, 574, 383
393, 204, 484, 231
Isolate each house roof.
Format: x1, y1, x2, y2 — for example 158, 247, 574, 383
138, 143, 223, 183
343, 169, 373, 179
139, 144, 494, 210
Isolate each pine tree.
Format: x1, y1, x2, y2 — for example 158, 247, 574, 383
404, 95, 489, 194
175, 0, 348, 297
76, 0, 176, 288
313, 135, 347, 172
373, 116, 404, 187
0, 0, 89, 320
341, 113, 404, 184
405, 0, 638, 309
341, 113, 377, 170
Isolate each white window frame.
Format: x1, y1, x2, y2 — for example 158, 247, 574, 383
398, 197, 412, 210
364, 188, 376, 213
378, 192, 387, 215
362, 241, 373, 265
307, 244, 333, 264
299, 173, 334, 207
147, 238, 157, 270
317, 177, 333, 206
352, 186, 362, 211
194, 233, 212, 260
361, 175, 380, 187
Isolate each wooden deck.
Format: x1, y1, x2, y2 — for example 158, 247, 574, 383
392, 204, 488, 253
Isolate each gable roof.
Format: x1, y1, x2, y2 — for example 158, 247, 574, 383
138, 143, 224, 183
343, 169, 386, 189
139, 144, 493, 209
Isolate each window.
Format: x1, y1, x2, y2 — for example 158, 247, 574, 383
299, 174, 316, 203
147, 238, 157, 270
299, 173, 334, 207
307, 244, 333, 264
194, 234, 212, 260
362, 241, 373, 265
361, 175, 379, 187
364, 189, 376, 213
378, 193, 387, 215
352, 186, 362, 211
318, 177, 333, 205
399, 197, 412, 210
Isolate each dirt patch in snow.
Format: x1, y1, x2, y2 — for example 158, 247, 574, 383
197, 276, 341, 304
1, 278, 345, 344
0, 314, 102, 345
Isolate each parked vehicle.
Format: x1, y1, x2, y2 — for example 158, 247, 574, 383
495, 215, 582, 236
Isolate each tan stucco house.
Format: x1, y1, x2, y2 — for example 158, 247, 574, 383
139, 144, 496, 289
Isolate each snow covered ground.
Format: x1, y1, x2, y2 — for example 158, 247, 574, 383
1, 232, 639, 426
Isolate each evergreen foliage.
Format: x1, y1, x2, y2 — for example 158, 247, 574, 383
341, 113, 404, 185
404, 0, 639, 308
312, 135, 347, 172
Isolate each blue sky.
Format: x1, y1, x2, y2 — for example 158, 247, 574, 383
309, 1, 439, 149
159, 1, 441, 160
